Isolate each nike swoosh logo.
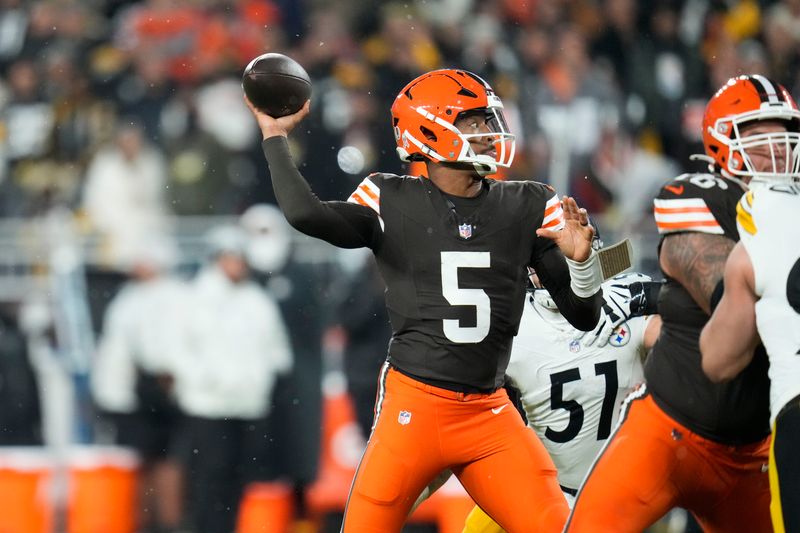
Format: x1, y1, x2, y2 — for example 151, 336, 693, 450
491, 404, 508, 415
665, 185, 684, 195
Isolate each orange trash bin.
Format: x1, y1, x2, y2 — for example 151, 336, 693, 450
66, 446, 139, 533
0, 447, 55, 533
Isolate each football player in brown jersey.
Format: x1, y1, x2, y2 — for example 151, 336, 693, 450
567, 75, 800, 532
247, 69, 604, 532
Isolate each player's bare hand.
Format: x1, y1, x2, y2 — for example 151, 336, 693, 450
244, 95, 310, 139
536, 196, 594, 262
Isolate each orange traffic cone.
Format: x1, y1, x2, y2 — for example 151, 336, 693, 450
305, 372, 365, 518
237, 481, 295, 533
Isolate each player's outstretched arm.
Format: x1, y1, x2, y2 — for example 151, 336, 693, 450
533, 247, 602, 331
534, 196, 602, 331
700, 243, 760, 382
579, 277, 663, 348
643, 315, 662, 351
245, 96, 380, 249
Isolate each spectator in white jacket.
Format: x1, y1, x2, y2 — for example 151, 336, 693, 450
90, 239, 188, 533
82, 120, 172, 271
173, 225, 293, 533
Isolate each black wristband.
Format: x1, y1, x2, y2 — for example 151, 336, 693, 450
628, 280, 663, 317
710, 278, 725, 313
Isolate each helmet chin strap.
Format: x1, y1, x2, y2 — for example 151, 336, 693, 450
719, 168, 751, 190
473, 161, 497, 176
441, 159, 498, 176
472, 155, 497, 176
689, 153, 751, 189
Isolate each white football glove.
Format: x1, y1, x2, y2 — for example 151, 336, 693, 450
579, 273, 652, 348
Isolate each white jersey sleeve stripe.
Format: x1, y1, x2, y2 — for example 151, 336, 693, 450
360, 177, 381, 199
653, 197, 723, 234
347, 176, 385, 231
654, 211, 717, 224
541, 194, 566, 231
348, 178, 380, 211
653, 198, 710, 209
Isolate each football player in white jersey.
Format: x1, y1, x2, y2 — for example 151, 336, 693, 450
415, 272, 662, 532
508, 272, 661, 504
701, 181, 800, 533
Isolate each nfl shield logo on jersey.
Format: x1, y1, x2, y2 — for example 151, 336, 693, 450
398, 410, 412, 425
609, 323, 630, 347
458, 223, 473, 239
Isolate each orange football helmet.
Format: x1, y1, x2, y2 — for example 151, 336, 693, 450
390, 69, 515, 176
703, 74, 800, 185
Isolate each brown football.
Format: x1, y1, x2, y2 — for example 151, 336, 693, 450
242, 53, 311, 117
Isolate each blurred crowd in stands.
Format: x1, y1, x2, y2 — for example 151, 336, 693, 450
3, 0, 800, 235
0, 0, 799, 531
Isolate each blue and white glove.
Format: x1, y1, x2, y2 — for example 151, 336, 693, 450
579, 273, 652, 348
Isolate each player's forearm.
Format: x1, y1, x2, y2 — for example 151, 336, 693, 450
261, 136, 377, 248
536, 247, 602, 331
555, 289, 602, 331
700, 316, 754, 382
630, 281, 663, 317
643, 315, 662, 351
262, 136, 331, 229
700, 245, 760, 381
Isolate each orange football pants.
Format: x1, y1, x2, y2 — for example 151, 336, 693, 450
341, 365, 567, 533
565, 386, 771, 532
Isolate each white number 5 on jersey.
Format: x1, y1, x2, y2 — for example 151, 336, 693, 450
441, 251, 491, 343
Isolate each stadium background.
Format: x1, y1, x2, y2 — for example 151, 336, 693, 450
0, 0, 795, 532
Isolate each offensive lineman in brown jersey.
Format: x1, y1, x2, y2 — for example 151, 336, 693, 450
566, 75, 800, 532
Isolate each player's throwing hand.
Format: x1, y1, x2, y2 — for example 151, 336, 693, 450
244, 95, 310, 140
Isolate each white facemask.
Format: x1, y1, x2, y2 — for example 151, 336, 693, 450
246, 234, 290, 273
